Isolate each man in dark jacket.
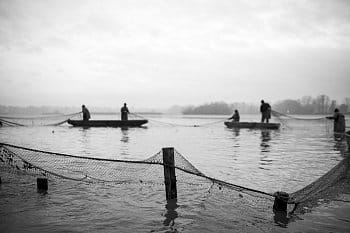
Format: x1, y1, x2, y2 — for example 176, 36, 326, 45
260, 100, 271, 123
228, 109, 240, 122
326, 108, 345, 133
121, 103, 130, 121
82, 105, 90, 121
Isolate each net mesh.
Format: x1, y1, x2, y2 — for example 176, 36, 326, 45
290, 150, 350, 212
0, 112, 81, 126
1, 140, 350, 215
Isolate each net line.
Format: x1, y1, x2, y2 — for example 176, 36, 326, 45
0, 142, 274, 199
0, 112, 82, 127
1, 141, 350, 212
130, 112, 226, 127
290, 150, 350, 212
271, 110, 332, 130
271, 110, 327, 121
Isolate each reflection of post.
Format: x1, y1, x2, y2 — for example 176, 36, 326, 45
162, 147, 177, 200
273, 210, 289, 227
163, 199, 179, 227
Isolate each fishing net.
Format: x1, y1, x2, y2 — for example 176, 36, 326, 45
0, 112, 81, 127
0, 143, 273, 196
290, 148, 350, 213
0, 143, 210, 187
1, 139, 350, 217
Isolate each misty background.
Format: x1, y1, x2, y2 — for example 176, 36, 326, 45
1, 0, 350, 112
1, 94, 349, 115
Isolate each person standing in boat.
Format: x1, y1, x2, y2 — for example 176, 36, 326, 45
228, 109, 240, 122
326, 108, 345, 133
260, 100, 271, 123
82, 105, 91, 121
121, 103, 130, 121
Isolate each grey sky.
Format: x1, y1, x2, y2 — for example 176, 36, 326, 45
1, 0, 349, 109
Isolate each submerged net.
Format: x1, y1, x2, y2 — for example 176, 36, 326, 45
1, 140, 350, 215
290, 148, 350, 212
0, 112, 81, 126
0, 143, 274, 197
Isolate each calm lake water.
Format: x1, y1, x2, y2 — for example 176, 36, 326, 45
0, 114, 349, 232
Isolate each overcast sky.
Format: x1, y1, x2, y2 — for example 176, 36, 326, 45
0, 0, 349, 109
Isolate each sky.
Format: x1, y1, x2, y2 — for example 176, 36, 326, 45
0, 0, 350, 109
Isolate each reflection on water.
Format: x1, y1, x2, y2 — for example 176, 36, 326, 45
120, 128, 129, 158
259, 130, 273, 170
260, 130, 271, 153
332, 136, 348, 158
273, 209, 299, 228
233, 128, 240, 137
273, 210, 289, 228
163, 199, 179, 229
78, 127, 92, 156
120, 128, 129, 143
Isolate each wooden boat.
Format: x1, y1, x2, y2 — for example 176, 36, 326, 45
224, 121, 280, 130
67, 119, 148, 127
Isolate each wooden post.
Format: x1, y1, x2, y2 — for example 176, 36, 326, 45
37, 177, 48, 192
273, 191, 289, 212
162, 147, 177, 200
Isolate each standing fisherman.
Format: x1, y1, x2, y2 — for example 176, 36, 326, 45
82, 105, 91, 121
326, 108, 345, 133
121, 103, 130, 121
260, 100, 271, 123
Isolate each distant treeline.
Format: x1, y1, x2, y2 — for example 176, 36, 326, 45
273, 95, 350, 114
182, 95, 350, 115
182, 102, 259, 115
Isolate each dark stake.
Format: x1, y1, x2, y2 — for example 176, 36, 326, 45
162, 147, 177, 200
37, 177, 48, 192
273, 191, 289, 212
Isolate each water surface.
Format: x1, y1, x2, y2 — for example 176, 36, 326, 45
0, 114, 349, 232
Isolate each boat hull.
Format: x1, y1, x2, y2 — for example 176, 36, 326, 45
224, 121, 280, 129
67, 119, 148, 127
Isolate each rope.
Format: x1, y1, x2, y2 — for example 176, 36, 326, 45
0, 112, 81, 127
45, 119, 69, 126
180, 167, 275, 198
0, 112, 81, 120
271, 110, 326, 121
0, 142, 274, 198
0, 142, 163, 165
0, 118, 26, 126
131, 112, 226, 127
